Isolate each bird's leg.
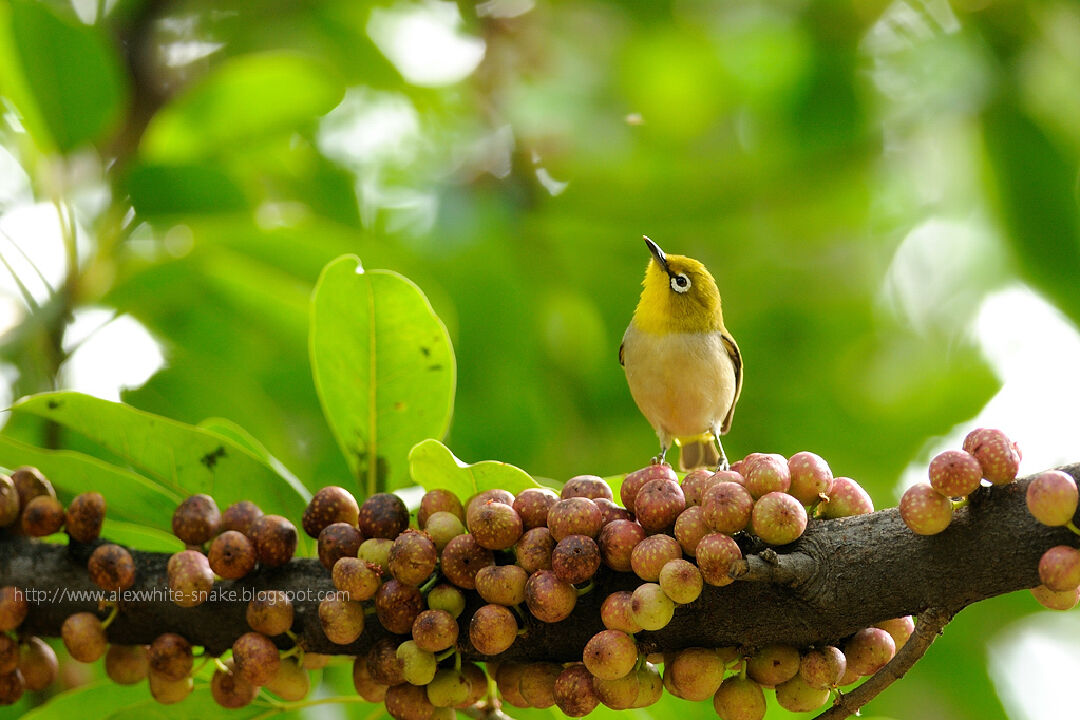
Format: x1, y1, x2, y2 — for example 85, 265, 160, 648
714, 437, 730, 472
654, 442, 670, 467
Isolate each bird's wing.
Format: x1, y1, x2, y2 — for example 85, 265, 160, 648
720, 332, 742, 434
618, 341, 625, 367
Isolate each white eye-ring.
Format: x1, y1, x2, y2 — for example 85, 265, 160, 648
671, 273, 691, 293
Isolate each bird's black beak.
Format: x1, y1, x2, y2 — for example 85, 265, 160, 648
643, 235, 669, 274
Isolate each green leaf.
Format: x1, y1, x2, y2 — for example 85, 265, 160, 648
0, 435, 179, 531
126, 163, 249, 216
12, 392, 311, 523
2, 0, 126, 152
983, 101, 1080, 327
99, 519, 184, 554
408, 439, 541, 503
140, 52, 345, 162
19, 681, 286, 720
311, 256, 455, 496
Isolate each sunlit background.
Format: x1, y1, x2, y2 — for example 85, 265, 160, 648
2, 0, 1080, 718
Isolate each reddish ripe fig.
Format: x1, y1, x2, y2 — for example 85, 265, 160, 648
515, 526, 556, 573
547, 497, 603, 541
21, 495, 64, 537
561, 475, 613, 501
222, 500, 264, 537
524, 570, 577, 623
250, 515, 298, 568
88, 543, 136, 593
702, 481, 754, 534
554, 664, 600, 717
668, 647, 725, 701
621, 463, 677, 514
318, 522, 364, 572
630, 534, 682, 582
332, 557, 381, 601
512, 488, 559, 530
11, 467, 54, 509
746, 644, 800, 687
358, 493, 409, 539
302, 486, 359, 538
680, 468, 719, 507
18, 637, 57, 691
751, 492, 808, 546
633, 479, 686, 533
208, 530, 257, 580
799, 646, 846, 689
552, 534, 602, 584
674, 505, 710, 556
233, 631, 281, 686
963, 428, 1021, 485
466, 501, 523, 550
167, 550, 214, 608
594, 497, 633, 525
845, 627, 895, 676
820, 477, 874, 517
418, 488, 464, 527
658, 558, 703, 604
875, 616, 915, 649
1038, 545, 1080, 591
412, 609, 459, 653
900, 484, 952, 535
375, 580, 424, 634
601, 591, 643, 633
1031, 584, 1080, 610
474, 564, 529, 607
440, 533, 495, 590
105, 645, 149, 685
0, 474, 18, 527
148, 633, 193, 682
598, 519, 646, 572
469, 604, 518, 656
61, 612, 107, 663
247, 590, 294, 636
928, 450, 982, 498
1026, 470, 1078, 527
171, 494, 221, 545
387, 529, 438, 585
0, 587, 28, 631
583, 629, 638, 680
787, 451, 834, 505
742, 453, 790, 498
319, 597, 365, 644
65, 491, 106, 543
695, 533, 742, 587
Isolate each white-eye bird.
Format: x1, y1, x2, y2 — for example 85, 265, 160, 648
620, 236, 743, 470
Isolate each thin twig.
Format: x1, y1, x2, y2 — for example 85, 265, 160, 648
814, 606, 954, 720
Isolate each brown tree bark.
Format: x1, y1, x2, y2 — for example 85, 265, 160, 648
1, 466, 1076, 661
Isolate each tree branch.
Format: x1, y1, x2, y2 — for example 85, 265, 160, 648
1, 466, 1076, 663
814, 606, 953, 719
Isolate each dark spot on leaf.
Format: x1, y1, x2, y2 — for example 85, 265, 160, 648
394, 401, 406, 411
420, 346, 431, 357
428, 364, 443, 372
201, 446, 227, 469
47, 400, 61, 410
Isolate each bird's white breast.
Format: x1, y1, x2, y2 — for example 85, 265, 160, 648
622, 324, 737, 441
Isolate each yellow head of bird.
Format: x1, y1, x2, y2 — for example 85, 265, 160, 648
633, 236, 725, 335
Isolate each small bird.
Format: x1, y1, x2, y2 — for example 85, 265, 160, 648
620, 236, 743, 470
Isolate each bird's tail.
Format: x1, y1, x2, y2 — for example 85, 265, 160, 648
677, 434, 721, 471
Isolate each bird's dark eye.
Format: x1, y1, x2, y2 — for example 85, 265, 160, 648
670, 273, 691, 293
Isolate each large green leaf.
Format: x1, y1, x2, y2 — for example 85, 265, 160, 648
0, 435, 179, 531
311, 256, 455, 496
126, 163, 250, 216
140, 52, 344, 162
983, 101, 1080, 327
408, 439, 541, 503
1, 0, 126, 152
12, 392, 311, 522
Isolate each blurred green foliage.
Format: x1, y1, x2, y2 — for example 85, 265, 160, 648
1, 0, 1079, 718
